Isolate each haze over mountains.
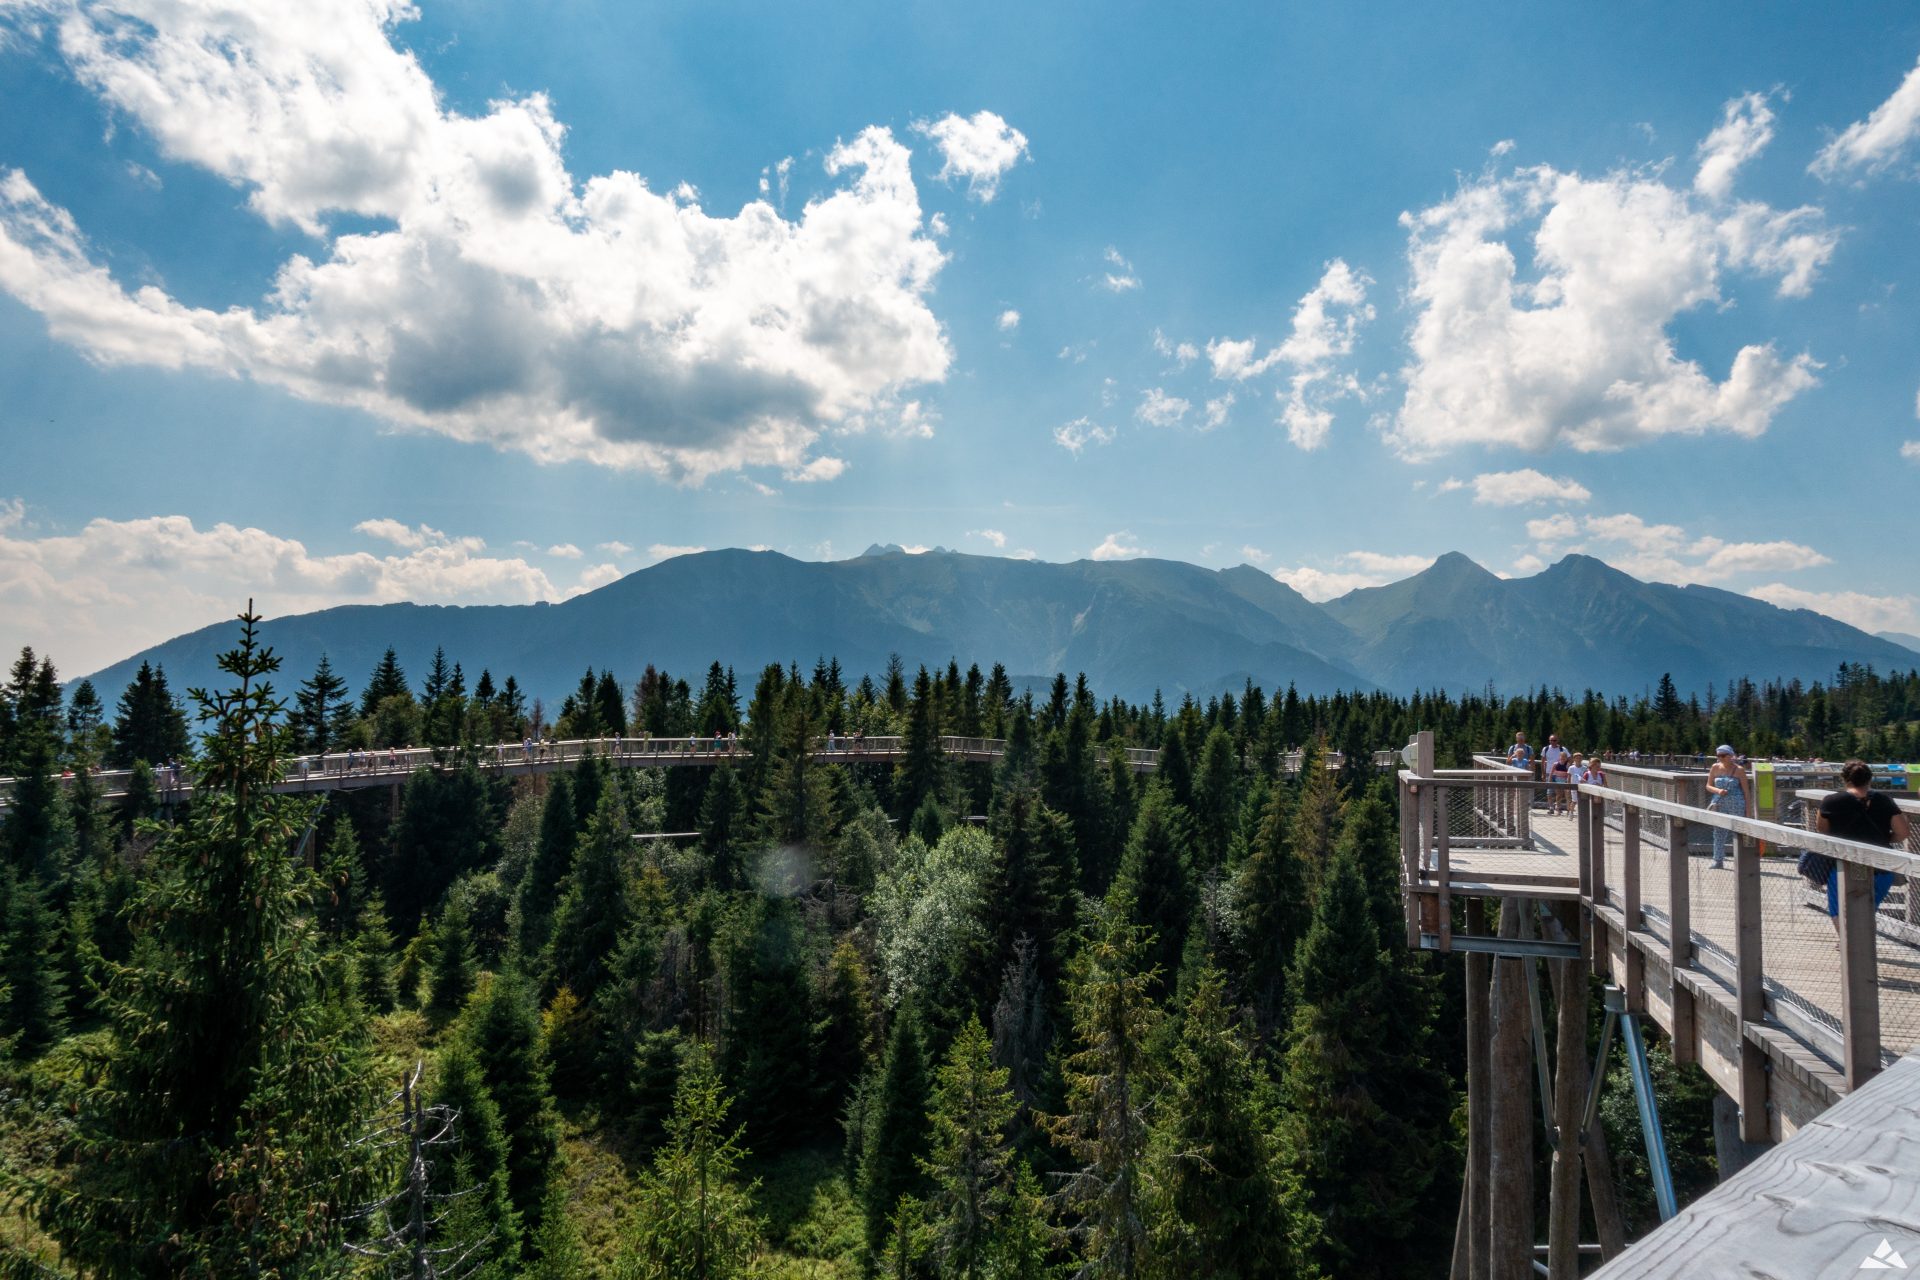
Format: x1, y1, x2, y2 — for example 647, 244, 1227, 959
81, 547, 1918, 706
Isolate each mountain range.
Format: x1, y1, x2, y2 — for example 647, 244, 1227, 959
78, 547, 1919, 706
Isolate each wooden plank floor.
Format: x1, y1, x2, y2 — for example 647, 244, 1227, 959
1432, 809, 1920, 1065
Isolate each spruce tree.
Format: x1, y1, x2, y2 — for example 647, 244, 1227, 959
1147, 965, 1293, 1278
430, 893, 480, 1014
522, 1176, 588, 1279
1233, 773, 1310, 1047
859, 1010, 934, 1258
922, 1016, 1022, 1279
700, 765, 748, 890
894, 667, 945, 821
360, 647, 410, 718
1108, 786, 1196, 1002
1286, 737, 1346, 899
546, 789, 634, 1001
1278, 848, 1436, 1279
1044, 911, 1163, 1279
985, 787, 1076, 998
623, 1045, 763, 1280
108, 661, 190, 768
517, 773, 578, 956
814, 938, 876, 1116
293, 654, 353, 754
1190, 727, 1241, 872
314, 819, 366, 942
0, 868, 68, 1056
432, 1042, 522, 1275
1, 721, 74, 882
462, 971, 560, 1226
1156, 730, 1193, 811
32, 609, 378, 1276
358, 893, 401, 1013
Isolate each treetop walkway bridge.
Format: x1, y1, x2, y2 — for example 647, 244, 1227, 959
0, 734, 1400, 811
1398, 735, 1920, 1278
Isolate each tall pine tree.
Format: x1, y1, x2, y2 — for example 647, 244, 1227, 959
32, 609, 378, 1276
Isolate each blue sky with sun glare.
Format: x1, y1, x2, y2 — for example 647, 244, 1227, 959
2, 0, 1920, 672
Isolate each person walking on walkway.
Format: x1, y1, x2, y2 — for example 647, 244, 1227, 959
1706, 744, 1751, 869
1506, 731, 1533, 771
1546, 742, 1573, 815
1816, 759, 1910, 930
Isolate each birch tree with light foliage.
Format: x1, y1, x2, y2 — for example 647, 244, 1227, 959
871, 826, 994, 1007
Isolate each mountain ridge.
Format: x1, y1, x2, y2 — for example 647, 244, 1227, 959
77, 548, 1917, 704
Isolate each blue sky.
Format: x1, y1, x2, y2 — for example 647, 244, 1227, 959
2, 0, 1919, 673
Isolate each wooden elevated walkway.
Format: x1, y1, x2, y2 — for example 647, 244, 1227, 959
0, 735, 1398, 810
1399, 737, 1920, 1277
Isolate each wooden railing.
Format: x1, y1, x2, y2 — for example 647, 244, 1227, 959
0, 736, 1402, 809
1403, 765, 1920, 1123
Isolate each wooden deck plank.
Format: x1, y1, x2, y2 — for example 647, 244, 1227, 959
1588, 1051, 1920, 1279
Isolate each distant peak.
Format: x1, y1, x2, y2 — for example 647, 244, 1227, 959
859, 543, 950, 558
1425, 551, 1497, 580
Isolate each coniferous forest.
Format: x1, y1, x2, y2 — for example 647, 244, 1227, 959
1, 613, 1917, 1278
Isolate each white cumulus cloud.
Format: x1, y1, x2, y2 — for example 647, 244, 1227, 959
1811, 53, 1920, 181
597, 540, 633, 556
1090, 531, 1145, 561
1270, 550, 1435, 600
968, 528, 1007, 548
1053, 417, 1115, 454
1206, 259, 1373, 451
1135, 387, 1190, 427
1747, 584, 1919, 635
1530, 510, 1830, 584
546, 543, 583, 559
0, 0, 954, 484
0, 505, 584, 673
1695, 91, 1775, 202
1100, 246, 1140, 292
1469, 469, 1592, 506
913, 110, 1030, 202
646, 543, 706, 562
997, 308, 1020, 332
1388, 139, 1834, 460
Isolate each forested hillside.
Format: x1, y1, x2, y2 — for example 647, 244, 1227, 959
3, 617, 1918, 1277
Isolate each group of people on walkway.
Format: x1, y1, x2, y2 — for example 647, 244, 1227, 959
1504, 731, 1609, 815
1507, 730, 1915, 927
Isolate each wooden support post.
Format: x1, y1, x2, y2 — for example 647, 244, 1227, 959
1667, 817, 1696, 1064
1419, 785, 1436, 876
1733, 833, 1768, 1142
1489, 900, 1534, 1280
1465, 898, 1491, 1280
1838, 858, 1882, 1090
1547, 929, 1589, 1280
1622, 809, 1645, 1012
1583, 1108, 1629, 1261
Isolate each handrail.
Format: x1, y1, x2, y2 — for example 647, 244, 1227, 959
1575, 781, 1920, 877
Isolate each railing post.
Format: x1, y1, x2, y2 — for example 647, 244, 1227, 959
1667, 817, 1696, 1064
1402, 778, 1420, 949
1576, 789, 1593, 902
1622, 809, 1644, 1012
1436, 783, 1452, 952
1733, 832, 1768, 1142
1838, 857, 1882, 1090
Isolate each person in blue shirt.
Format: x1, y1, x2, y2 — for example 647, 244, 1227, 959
1506, 731, 1533, 770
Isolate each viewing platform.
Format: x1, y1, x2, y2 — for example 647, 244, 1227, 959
1399, 737, 1920, 1277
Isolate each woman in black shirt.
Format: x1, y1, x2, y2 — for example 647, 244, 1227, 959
1815, 759, 1913, 927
